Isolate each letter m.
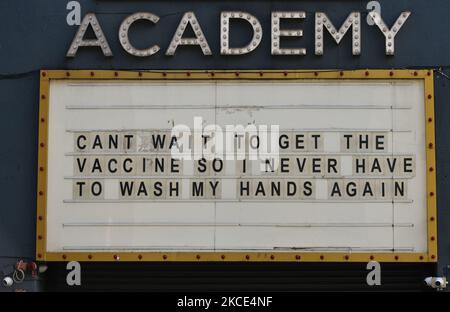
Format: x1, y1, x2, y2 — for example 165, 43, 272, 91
315, 12, 361, 55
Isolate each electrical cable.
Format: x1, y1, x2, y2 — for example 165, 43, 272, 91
0, 67, 450, 78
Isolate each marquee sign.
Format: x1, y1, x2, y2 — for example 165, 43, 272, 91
36, 69, 437, 262
66, 10, 410, 57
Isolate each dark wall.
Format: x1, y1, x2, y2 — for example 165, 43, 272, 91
45, 262, 434, 291
2, 0, 450, 70
0, 0, 449, 291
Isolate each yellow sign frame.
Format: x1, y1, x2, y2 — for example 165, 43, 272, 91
37, 69, 437, 262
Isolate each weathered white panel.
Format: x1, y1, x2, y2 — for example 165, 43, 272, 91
46, 79, 427, 253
